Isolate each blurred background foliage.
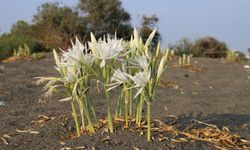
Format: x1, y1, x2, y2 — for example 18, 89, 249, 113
0, 0, 247, 60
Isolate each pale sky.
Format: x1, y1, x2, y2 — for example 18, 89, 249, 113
0, 0, 250, 53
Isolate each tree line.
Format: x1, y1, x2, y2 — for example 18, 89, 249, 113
169, 37, 246, 58
0, 0, 160, 60
0, 0, 248, 60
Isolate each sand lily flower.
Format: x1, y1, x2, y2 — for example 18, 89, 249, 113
64, 67, 80, 83
111, 69, 131, 84
107, 69, 132, 91
89, 34, 124, 68
62, 37, 93, 68
130, 70, 151, 98
133, 71, 150, 87
133, 56, 149, 71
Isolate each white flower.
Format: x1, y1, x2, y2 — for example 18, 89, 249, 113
107, 69, 132, 91
64, 67, 80, 83
133, 56, 149, 71
111, 69, 131, 84
89, 35, 124, 68
132, 70, 150, 87
62, 37, 93, 68
130, 70, 151, 98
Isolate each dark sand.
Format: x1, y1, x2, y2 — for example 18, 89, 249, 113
0, 54, 249, 149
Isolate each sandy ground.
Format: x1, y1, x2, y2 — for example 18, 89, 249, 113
0, 53, 249, 149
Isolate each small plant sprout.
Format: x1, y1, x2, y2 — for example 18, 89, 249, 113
170, 50, 175, 57
13, 43, 31, 57
179, 57, 182, 66
178, 54, 192, 66
187, 55, 191, 65
37, 29, 169, 141
168, 50, 175, 61
182, 54, 186, 65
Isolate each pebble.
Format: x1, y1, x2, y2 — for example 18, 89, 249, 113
244, 65, 250, 69
0, 101, 7, 106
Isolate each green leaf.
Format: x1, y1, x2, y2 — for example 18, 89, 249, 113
155, 42, 160, 58
157, 56, 165, 80
145, 28, 156, 48
53, 49, 60, 67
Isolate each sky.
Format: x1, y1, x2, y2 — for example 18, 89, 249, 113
0, 0, 250, 53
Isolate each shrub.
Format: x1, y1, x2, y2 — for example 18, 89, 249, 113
0, 33, 44, 60
192, 37, 228, 57
226, 50, 246, 62
169, 37, 193, 56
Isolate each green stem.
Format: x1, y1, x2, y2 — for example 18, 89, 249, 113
138, 96, 144, 126
136, 92, 144, 126
84, 110, 95, 133
86, 93, 98, 124
71, 101, 80, 137
82, 95, 95, 133
129, 89, 133, 116
91, 105, 98, 123
102, 66, 114, 133
125, 100, 128, 127
75, 91, 85, 130
135, 97, 140, 123
147, 102, 151, 141
124, 84, 129, 127
116, 90, 123, 118
104, 87, 114, 133
79, 100, 85, 129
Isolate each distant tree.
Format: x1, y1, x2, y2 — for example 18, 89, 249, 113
31, 2, 86, 49
248, 48, 250, 55
139, 15, 161, 50
191, 37, 228, 57
10, 20, 31, 36
78, 0, 132, 39
235, 51, 246, 59
169, 37, 193, 55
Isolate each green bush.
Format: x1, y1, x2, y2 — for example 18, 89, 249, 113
0, 33, 44, 60
169, 37, 193, 56
226, 50, 246, 62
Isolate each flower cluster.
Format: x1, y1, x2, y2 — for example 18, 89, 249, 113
37, 29, 169, 141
